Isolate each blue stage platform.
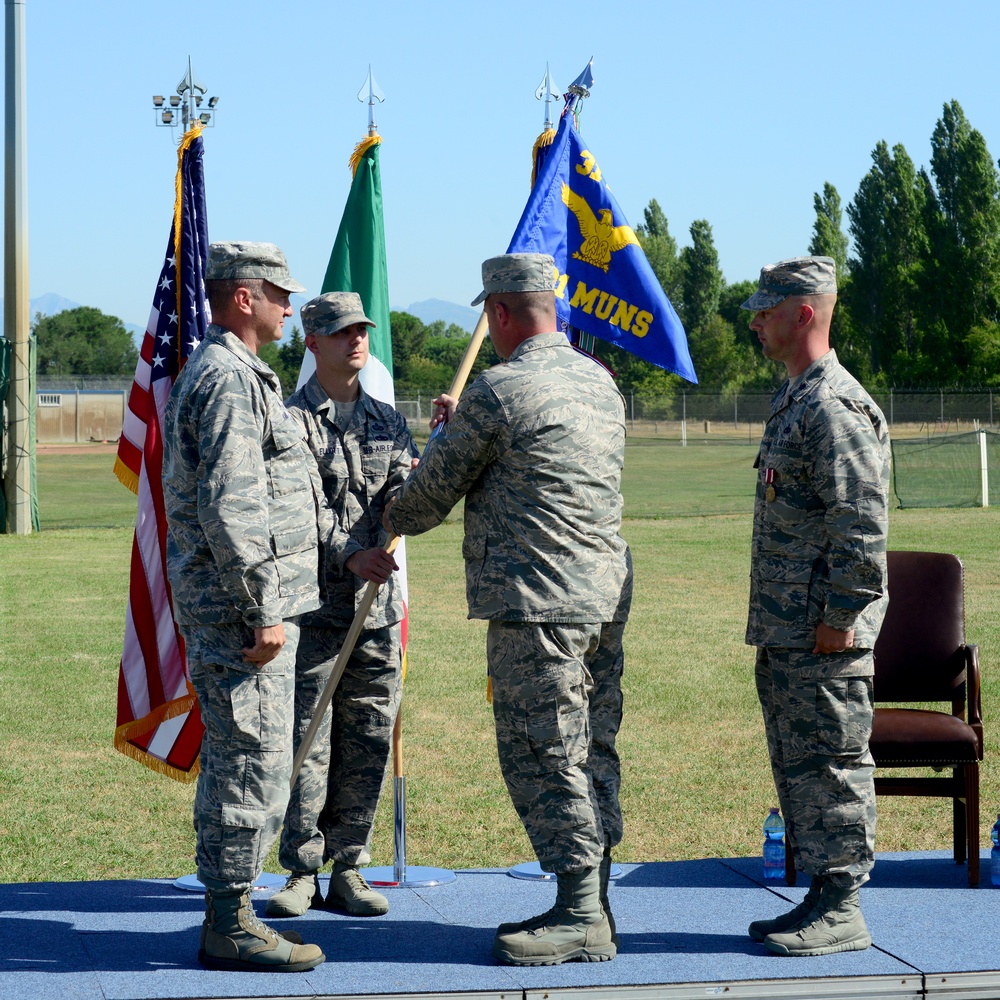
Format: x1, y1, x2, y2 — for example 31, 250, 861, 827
2, 851, 997, 1000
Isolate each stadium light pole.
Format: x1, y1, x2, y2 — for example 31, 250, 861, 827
3, 0, 31, 535
152, 57, 219, 136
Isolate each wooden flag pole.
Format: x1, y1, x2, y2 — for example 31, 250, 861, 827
289, 534, 401, 790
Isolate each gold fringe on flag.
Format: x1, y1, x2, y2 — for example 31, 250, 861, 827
174, 123, 203, 366
113, 458, 139, 494
113, 678, 201, 783
530, 128, 557, 187
349, 133, 382, 179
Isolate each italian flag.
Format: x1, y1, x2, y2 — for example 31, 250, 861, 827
300, 134, 410, 665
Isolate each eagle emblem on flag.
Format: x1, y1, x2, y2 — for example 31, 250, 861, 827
561, 184, 639, 273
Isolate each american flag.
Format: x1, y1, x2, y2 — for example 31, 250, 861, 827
113, 125, 208, 781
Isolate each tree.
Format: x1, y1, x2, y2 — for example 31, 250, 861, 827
280, 326, 305, 376
806, 182, 868, 379
809, 182, 849, 277
34, 306, 138, 376
636, 199, 682, 306
923, 101, 1000, 375
847, 141, 927, 382
679, 219, 723, 341
717, 279, 783, 389
388, 310, 429, 375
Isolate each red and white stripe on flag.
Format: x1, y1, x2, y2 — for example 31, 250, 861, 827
113, 125, 209, 781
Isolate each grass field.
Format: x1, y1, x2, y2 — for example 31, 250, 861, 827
0, 441, 997, 883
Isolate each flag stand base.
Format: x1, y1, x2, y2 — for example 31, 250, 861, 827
172, 872, 286, 893
360, 865, 457, 888
360, 775, 457, 889
507, 860, 623, 881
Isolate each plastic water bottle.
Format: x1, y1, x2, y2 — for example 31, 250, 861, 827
991, 814, 1000, 886
762, 808, 785, 880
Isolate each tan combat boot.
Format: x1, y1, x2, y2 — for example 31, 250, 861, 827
492, 867, 616, 966
764, 882, 872, 956
748, 875, 825, 942
265, 871, 320, 918
325, 861, 389, 916
199, 889, 325, 972
599, 849, 619, 948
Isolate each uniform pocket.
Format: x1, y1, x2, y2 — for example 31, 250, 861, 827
524, 682, 590, 772
815, 677, 873, 755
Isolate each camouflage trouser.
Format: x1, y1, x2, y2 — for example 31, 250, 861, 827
755, 646, 876, 889
488, 619, 625, 874
278, 622, 402, 871
184, 618, 300, 892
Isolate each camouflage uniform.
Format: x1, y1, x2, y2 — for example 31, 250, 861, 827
280, 375, 417, 869
748, 349, 890, 888
164, 325, 329, 892
387, 332, 632, 873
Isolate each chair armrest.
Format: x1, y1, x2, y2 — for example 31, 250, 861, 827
965, 644, 984, 757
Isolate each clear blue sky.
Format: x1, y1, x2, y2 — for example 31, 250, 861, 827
19, 0, 1000, 330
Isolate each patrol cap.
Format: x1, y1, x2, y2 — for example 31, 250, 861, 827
205, 241, 306, 294
740, 256, 837, 311
471, 252, 557, 306
300, 291, 375, 337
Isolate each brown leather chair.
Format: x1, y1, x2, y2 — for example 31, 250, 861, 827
784, 550, 983, 886
869, 550, 983, 885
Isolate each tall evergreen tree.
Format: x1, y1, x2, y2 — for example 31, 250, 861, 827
847, 141, 926, 382
679, 219, 723, 335
809, 182, 849, 276
924, 100, 1000, 379
635, 198, 682, 306
808, 182, 867, 380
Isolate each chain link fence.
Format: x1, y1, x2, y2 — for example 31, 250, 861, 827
615, 389, 1000, 443
32, 380, 1000, 445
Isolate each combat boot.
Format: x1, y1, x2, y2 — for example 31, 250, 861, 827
265, 871, 320, 918
325, 861, 389, 916
599, 848, 619, 948
199, 888, 325, 972
495, 902, 554, 937
764, 882, 871, 956
492, 867, 616, 966
748, 875, 825, 942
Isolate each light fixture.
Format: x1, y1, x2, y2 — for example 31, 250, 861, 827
153, 61, 219, 132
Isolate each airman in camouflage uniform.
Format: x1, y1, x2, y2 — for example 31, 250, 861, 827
741, 256, 890, 957
386, 253, 632, 966
163, 241, 327, 973
265, 291, 418, 921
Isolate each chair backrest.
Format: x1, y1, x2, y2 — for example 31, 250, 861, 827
873, 551, 967, 703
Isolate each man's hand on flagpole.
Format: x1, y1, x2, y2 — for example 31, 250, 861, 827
242, 624, 286, 666
429, 393, 458, 431
346, 547, 399, 584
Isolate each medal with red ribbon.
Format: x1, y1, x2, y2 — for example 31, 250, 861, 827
765, 468, 776, 502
